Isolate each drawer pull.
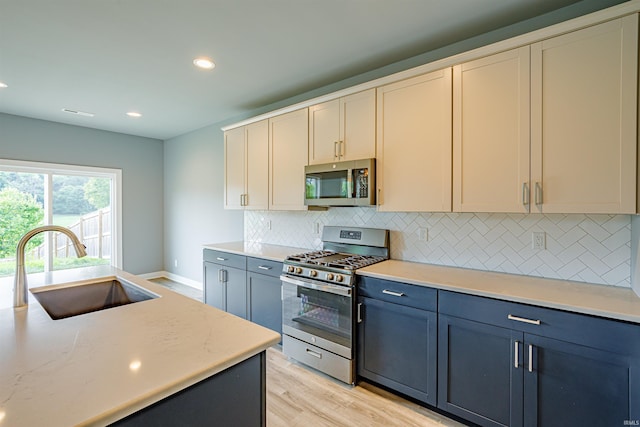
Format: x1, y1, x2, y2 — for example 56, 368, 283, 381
216, 257, 227, 261
258, 265, 272, 270
306, 348, 322, 359
382, 289, 405, 297
508, 314, 541, 325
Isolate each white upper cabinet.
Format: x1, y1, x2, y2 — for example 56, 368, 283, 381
308, 89, 376, 165
453, 46, 531, 213
224, 120, 269, 210
530, 15, 638, 214
269, 109, 309, 211
224, 126, 246, 210
376, 69, 452, 212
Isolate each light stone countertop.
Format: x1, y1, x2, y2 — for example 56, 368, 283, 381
0, 265, 280, 427
358, 260, 640, 324
203, 241, 308, 262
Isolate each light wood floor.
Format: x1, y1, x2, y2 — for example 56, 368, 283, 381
266, 347, 465, 427
152, 277, 465, 426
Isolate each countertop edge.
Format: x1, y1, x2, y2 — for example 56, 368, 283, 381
358, 261, 640, 324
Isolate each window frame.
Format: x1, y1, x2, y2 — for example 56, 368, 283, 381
0, 158, 123, 269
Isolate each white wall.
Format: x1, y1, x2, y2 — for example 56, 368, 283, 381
0, 113, 164, 275
163, 124, 244, 283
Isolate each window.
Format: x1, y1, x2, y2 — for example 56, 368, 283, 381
0, 159, 122, 278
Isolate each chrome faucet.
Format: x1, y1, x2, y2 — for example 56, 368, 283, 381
14, 225, 87, 309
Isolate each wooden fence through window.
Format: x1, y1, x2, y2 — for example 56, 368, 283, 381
29, 208, 111, 260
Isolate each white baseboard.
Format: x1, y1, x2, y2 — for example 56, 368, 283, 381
138, 271, 202, 290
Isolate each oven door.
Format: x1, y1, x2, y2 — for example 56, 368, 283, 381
281, 275, 353, 358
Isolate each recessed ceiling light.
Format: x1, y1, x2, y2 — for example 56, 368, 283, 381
126, 111, 142, 118
0, 82, 8, 88
62, 108, 95, 117
193, 57, 215, 70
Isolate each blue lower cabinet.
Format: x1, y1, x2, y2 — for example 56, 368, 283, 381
438, 314, 523, 427
356, 292, 437, 405
524, 334, 639, 427
438, 290, 640, 427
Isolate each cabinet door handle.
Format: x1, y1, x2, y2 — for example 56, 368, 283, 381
508, 314, 541, 325
528, 344, 533, 373
243, 194, 248, 206
334, 141, 339, 158
258, 265, 272, 270
357, 302, 363, 323
514, 341, 520, 368
216, 257, 227, 261
382, 289, 405, 297
218, 269, 223, 282
339, 140, 344, 158
522, 182, 529, 206
534, 182, 542, 206
306, 348, 322, 359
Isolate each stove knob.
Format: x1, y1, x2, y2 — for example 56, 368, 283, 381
287, 266, 295, 273
326, 273, 334, 281
335, 275, 344, 283
295, 267, 303, 274
309, 270, 317, 277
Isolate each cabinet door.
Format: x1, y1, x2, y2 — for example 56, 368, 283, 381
269, 109, 309, 210
308, 98, 341, 165
376, 69, 452, 212
248, 272, 282, 340
341, 89, 376, 161
524, 334, 640, 427
203, 262, 225, 311
224, 127, 246, 209
225, 266, 248, 319
438, 314, 523, 427
453, 47, 530, 213
531, 15, 638, 213
245, 120, 269, 210
357, 296, 437, 405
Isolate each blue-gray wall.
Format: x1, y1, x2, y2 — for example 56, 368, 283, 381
0, 113, 164, 275
163, 124, 244, 282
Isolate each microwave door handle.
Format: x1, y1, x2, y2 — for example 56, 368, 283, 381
347, 168, 353, 198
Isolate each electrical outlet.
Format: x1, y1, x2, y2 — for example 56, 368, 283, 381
174, 259, 178, 268
419, 228, 428, 242
266, 220, 272, 230
532, 232, 546, 250
313, 222, 321, 234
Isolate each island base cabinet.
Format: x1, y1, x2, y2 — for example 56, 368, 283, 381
111, 352, 266, 426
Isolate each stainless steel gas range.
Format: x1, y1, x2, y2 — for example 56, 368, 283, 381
280, 226, 389, 384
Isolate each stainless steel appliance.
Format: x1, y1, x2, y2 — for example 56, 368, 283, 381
280, 226, 389, 384
304, 158, 375, 207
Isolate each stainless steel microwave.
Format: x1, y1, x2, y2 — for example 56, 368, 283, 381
304, 158, 375, 207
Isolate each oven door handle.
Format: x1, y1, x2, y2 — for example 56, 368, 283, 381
280, 275, 352, 297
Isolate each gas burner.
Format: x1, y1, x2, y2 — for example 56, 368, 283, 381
326, 254, 387, 270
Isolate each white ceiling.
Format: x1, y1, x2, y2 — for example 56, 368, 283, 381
0, 0, 600, 140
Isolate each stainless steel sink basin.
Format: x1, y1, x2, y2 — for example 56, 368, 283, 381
30, 278, 159, 320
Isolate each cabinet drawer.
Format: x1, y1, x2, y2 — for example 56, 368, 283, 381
283, 335, 353, 384
247, 257, 282, 278
203, 249, 246, 269
439, 290, 640, 356
358, 276, 437, 312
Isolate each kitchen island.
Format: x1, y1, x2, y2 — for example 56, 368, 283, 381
0, 265, 280, 426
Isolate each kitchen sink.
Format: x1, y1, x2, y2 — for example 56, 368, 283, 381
30, 278, 159, 320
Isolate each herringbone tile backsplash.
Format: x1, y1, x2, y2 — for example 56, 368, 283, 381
245, 209, 631, 287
